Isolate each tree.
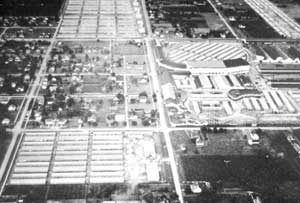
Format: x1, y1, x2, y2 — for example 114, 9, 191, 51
85, 54, 89, 62
69, 85, 76, 94
116, 93, 125, 104
139, 91, 148, 97
131, 121, 137, 126
142, 119, 150, 126
67, 97, 75, 107
47, 74, 53, 81
150, 109, 157, 118
52, 102, 59, 111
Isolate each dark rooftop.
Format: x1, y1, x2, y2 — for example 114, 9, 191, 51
223, 58, 249, 67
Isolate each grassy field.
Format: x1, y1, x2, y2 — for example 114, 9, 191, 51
180, 152, 300, 200
170, 130, 257, 156
113, 42, 144, 55
48, 184, 85, 200
184, 193, 253, 203
65, 97, 125, 128
173, 130, 300, 201
82, 75, 124, 94
0, 131, 12, 165
180, 155, 297, 184
87, 183, 128, 200
3, 184, 47, 200
127, 76, 151, 95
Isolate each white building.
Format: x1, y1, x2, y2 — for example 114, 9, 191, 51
161, 83, 176, 101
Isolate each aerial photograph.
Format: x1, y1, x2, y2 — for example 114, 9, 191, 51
0, 0, 300, 202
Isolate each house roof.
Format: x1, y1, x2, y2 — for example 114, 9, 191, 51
161, 83, 176, 100
223, 58, 249, 67
187, 58, 249, 69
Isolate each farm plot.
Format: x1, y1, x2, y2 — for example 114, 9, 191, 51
179, 155, 300, 196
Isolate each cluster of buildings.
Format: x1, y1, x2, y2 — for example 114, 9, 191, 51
7, 131, 160, 190
158, 39, 300, 126
58, 0, 145, 38
8, 132, 125, 185
251, 43, 300, 63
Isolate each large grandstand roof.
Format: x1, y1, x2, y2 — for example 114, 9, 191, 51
187, 58, 249, 69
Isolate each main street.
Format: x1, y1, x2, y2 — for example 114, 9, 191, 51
145, 38, 184, 203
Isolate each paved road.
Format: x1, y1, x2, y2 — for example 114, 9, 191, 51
10, 125, 298, 135
123, 74, 130, 129
145, 39, 184, 203
141, 0, 152, 37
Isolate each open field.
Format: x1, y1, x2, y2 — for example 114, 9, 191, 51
0, 0, 64, 16
180, 155, 296, 184
172, 129, 300, 202
113, 41, 145, 55
170, 130, 259, 156
0, 132, 12, 166
211, 0, 282, 39
145, 0, 233, 38
127, 75, 151, 95
0, 28, 4, 35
